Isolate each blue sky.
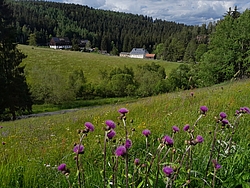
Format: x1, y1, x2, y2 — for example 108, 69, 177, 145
50, 0, 250, 25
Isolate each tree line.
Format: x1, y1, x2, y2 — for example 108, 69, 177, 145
6, 0, 215, 62
0, 0, 32, 120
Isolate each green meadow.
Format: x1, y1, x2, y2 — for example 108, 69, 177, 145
18, 45, 182, 114
0, 77, 250, 187
19, 45, 180, 85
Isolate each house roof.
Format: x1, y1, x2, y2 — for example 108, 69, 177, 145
50, 37, 71, 45
130, 48, 149, 55
145, 54, 156, 58
120, 52, 130, 55
79, 39, 89, 44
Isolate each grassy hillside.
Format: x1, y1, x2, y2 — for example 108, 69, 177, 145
0, 78, 249, 187
19, 45, 180, 85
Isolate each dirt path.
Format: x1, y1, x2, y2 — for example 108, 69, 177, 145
17, 108, 82, 120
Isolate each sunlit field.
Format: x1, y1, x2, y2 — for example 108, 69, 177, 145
0, 79, 249, 187
19, 45, 180, 85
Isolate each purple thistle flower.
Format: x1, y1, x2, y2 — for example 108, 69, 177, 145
219, 112, 227, 119
107, 129, 116, 139
183, 124, 190, 131
215, 163, 222, 170
172, 126, 180, 133
115, 145, 127, 156
73, 144, 84, 154
243, 107, 250, 114
235, 110, 240, 115
134, 158, 140, 166
125, 139, 132, 149
221, 119, 229, 125
85, 122, 94, 132
163, 135, 174, 146
196, 135, 204, 143
212, 159, 222, 170
118, 108, 129, 114
162, 166, 174, 177
0, 126, 3, 129
105, 120, 116, 129
200, 106, 208, 114
58, 163, 67, 171
142, 129, 151, 137
190, 92, 194, 97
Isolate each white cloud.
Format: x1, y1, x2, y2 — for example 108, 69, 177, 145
60, 0, 250, 25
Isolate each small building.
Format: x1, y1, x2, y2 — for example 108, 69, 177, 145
145, 53, 156, 59
78, 39, 89, 49
49, 37, 72, 49
119, 52, 130, 57
129, 48, 149, 59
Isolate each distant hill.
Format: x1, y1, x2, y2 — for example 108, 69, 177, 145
6, 0, 215, 62
7, 0, 185, 49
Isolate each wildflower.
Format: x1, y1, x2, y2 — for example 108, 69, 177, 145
58, 163, 70, 176
125, 139, 132, 149
134, 158, 140, 166
105, 120, 116, 129
2, 142, 6, 145
190, 92, 194, 97
172, 126, 180, 133
239, 107, 250, 114
115, 145, 127, 156
200, 106, 208, 114
183, 124, 190, 132
162, 166, 174, 177
235, 110, 240, 115
212, 159, 222, 170
73, 144, 84, 154
85, 122, 94, 132
107, 129, 116, 139
0, 126, 3, 128
142, 129, 151, 137
221, 119, 229, 125
196, 135, 204, 143
243, 107, 250, 114
58, 163, 67, 171
118, 108, 129, 114
163, 135, 174, 146
215, 163, 221, 170
219, 112, 227, 119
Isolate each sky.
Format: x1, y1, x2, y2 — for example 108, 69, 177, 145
51, 0, 250, 25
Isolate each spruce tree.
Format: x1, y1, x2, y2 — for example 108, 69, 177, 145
0, 0, 32, 120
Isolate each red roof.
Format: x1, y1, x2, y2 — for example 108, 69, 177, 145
145, 54, 155, 58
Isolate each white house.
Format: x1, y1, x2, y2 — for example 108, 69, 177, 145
129, 48, 149, 59
49, 37, 72, 49
119, 52, 130, 57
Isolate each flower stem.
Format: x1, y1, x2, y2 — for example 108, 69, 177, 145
204, 122, 218, 181
154, 146, 168, 188
103, 131, 107, 188
172, 145, 191, 182
122, 118, 129, 188
112, 156, 119, 188
227, 113, 242, 154
212, 168, 217, 188
76, 154, 82, 188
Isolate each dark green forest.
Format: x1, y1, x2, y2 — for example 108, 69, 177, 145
7, 0, 215, 62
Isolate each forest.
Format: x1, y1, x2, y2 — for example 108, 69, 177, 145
6, 0, 216, 62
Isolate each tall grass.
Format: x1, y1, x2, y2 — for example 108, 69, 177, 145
0, 79, 249, 187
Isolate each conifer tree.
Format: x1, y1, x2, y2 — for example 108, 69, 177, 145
0, 0, 32, 120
